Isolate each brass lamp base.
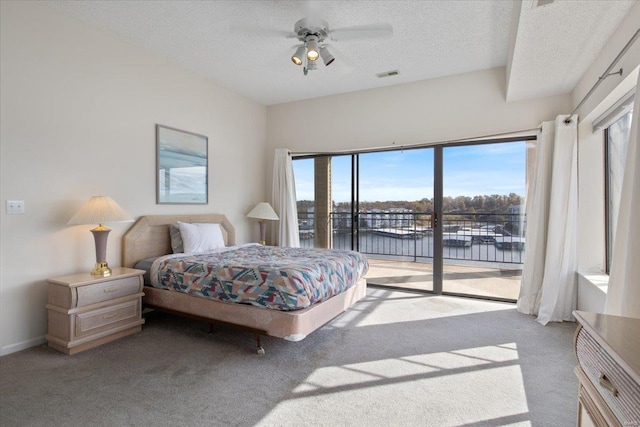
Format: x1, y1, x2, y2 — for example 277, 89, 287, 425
91, 262, 112, 277
90, 225, 112, 276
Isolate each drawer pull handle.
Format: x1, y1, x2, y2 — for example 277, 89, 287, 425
103, 288, 117, 293
103, 312, 118, 319
598, 373, 618, 397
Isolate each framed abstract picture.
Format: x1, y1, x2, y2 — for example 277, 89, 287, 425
156, 124, 208, 204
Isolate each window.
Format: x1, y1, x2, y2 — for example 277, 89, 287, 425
292, 137, 530, 300
605, 109, 633, 273
293, 158, 315, 248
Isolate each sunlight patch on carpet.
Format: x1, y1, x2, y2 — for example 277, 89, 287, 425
332, 289, 516, 328
257, 343, 530, 426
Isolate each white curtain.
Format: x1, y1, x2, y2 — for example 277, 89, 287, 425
517, 115, 578, 325
606, 75, 640, 319
517, 124, 553, 315
272, 148, 300, 247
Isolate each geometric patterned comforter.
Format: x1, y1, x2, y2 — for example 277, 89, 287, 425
151, 244, 369, 311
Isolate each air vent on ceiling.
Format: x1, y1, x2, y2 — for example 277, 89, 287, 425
376, 70, 400, 78
533, 0, 554, 7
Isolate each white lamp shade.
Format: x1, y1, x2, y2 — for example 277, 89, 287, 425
68, 196, 133, 225
246, 202, 279, 221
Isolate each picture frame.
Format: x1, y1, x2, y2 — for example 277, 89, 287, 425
156, 124, 208, 204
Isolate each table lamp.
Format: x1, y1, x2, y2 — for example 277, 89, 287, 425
246, 202, 279, 245
68, 196, 134, 276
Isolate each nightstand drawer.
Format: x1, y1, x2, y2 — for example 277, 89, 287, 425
576, 326, 640, 425
76, 276, 141, 307
74, 299, 140, 339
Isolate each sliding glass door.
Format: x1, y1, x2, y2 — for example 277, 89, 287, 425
441, 142, 527, 300
293, 138, 530, 301
357, 149, 435, 291
293, 158, 315, 247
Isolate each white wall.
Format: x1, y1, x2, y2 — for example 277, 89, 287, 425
267, 66, 571, 155
573, 2, 640, 274
571, 2, 640, 312
0, 1, 267, 355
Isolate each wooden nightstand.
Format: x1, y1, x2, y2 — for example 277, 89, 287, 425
46, 267, 145, 355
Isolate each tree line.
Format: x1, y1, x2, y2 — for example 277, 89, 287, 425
298, 193, 524, 215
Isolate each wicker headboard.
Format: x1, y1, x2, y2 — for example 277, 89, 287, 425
122, 214, 236, 268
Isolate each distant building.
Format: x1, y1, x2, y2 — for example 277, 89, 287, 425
508, 204, 524, 221
361, 208, 413, 228
388, 208, 413, 227
299, 206, 314, 229
508, 204, 526, 234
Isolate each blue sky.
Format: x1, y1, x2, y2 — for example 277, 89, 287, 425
294, 141, 527, 203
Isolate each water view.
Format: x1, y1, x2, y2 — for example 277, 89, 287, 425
297, 200, 526, 267
296, 210, 525, 300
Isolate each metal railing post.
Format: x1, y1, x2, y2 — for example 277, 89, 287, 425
413, 213, 417, 262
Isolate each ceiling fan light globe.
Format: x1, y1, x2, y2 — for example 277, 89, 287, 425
291, 45, 307, 66
320, 47, 335, 66
306, 38, 319, 61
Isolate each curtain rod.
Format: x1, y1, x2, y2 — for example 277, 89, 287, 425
564, 27, 640, 125
291, 127, 540, 158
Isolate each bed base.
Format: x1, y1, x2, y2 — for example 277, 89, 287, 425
144, 302, 269, 354
142, 277, 367, 352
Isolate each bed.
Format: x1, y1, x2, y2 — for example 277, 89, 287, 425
122, 214, 368, 353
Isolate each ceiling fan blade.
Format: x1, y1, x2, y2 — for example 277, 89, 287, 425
328, 23, 393, 42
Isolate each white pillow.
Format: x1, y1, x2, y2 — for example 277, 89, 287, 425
177, 222, 225, 254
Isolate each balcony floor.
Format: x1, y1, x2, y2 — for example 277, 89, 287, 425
365, 257, 521, 301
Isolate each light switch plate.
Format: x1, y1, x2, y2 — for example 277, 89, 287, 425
6, 200, 25, 215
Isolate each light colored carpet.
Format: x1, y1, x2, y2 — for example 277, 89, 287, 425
0, 288, 578, 426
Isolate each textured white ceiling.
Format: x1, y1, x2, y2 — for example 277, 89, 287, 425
46, 0, 635, 106
506, 0, 635, 101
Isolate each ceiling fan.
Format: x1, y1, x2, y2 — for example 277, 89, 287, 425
287, 17, 393, 75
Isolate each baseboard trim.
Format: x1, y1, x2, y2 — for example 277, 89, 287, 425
1, 336, 47, 356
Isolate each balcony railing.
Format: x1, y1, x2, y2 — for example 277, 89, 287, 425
298, 211, 525, 265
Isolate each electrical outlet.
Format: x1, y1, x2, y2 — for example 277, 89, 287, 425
6, 200, 25, 215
